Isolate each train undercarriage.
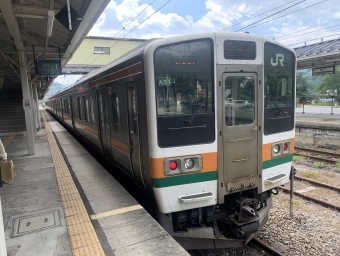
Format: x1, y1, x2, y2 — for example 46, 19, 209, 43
157, 190, 272, 250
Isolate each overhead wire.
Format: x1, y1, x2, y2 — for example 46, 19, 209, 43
80, 0, 157, 66
219, 0, 300, 31
234, 0, 306, 32
274, 18, 340, 40
278, 23, 340, 41
288, 31, 340, 47
84, 0, 172, 68
238, 0, 328, 32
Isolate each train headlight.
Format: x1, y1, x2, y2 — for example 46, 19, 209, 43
273, 144, 280, 154
184, 159, 195, 169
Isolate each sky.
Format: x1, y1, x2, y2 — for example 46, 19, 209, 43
55, 0, 340, 85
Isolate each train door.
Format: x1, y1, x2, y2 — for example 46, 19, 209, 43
127, 81, 146, 187
97, 89, 111, 157
222, 73, 258, 192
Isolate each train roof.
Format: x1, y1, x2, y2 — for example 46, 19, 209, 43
50, 32, 295, 99
51, 38, 159, 98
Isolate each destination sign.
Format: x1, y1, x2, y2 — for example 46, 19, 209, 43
224, 40, 256, 60
170, 57, 196, 66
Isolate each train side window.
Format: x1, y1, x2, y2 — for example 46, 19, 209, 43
104, 95, 109, 129
112, 93, 121, 134
68, 99, 71, 114
98, 94, 104, 128
90, 96, 95, 123
84, 96, 89, 122
77, 97, 81, 119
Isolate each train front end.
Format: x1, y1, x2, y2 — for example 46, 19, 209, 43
144, 32, 296, 249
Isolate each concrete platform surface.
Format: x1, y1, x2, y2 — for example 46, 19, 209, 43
296, 112, 340, 130
0, 110, 189, 256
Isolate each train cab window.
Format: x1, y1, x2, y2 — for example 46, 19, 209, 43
263, 42, 295, 135
264, 43, 294, 108
77, 97, 81, 119
154, 39, 215, 147
112, 93, 121, 134
224, 76, 255, 126
154, 40, 214, 116
90, 96, 95, 123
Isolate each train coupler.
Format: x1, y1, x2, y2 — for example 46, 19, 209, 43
228, 217, 259, 238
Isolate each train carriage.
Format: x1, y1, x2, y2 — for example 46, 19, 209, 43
46, 32, 296, 249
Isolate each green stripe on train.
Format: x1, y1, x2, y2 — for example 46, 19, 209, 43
152, 171, 218, 188
262, 154, 293, 169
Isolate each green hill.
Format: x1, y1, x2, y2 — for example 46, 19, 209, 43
44, 82, 68, 100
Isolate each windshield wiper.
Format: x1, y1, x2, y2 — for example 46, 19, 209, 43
185, 97, 208, 123
273, 102, 282, 114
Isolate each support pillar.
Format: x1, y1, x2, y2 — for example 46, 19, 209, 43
30, 82, 37, 135
0, 197, 7, 256
34, 83, 41, 130
20, 66, 35, 155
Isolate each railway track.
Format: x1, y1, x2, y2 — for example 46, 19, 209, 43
195, 237, 284, 256
249, 237, 284, 256
280, 174, 340, 212
294, 146, 340, 164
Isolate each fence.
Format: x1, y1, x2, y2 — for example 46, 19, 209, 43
296, 95, 339, 114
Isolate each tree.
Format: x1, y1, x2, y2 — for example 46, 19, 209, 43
316, 66, 340, 96
296, 71, 314, 102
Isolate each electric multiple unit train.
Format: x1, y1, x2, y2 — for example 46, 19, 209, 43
46, 32, 296, 249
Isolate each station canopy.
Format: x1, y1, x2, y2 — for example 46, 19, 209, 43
0, 0, 110, 99
294, 38, 340, 70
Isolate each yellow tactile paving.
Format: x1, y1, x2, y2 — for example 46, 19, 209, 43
42, 111, 105, 256
2, 132, 16, 149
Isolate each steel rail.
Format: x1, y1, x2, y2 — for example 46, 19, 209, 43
280, 187, 340, 212
294, 152, 337, 164
294, 175, 340, 193
249, 237, 284, 256
295, 146, 340, 158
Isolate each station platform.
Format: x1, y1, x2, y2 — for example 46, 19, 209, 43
296, 112, 340, 130
0, 110, 188, 256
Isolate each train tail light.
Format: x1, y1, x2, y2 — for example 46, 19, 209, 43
284, 143, 288, 151
283, 141, 291, 154
169, 161, 177, 170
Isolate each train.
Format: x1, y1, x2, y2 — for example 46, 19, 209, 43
46, 32, 296, 250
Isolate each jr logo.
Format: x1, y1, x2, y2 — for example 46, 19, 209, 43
271, 54, 284, 67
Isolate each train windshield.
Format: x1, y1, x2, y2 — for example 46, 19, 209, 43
154, 39, 215, 148
263, 42, 295, 135
264, 42, 295, 108
154, 40, 214, 116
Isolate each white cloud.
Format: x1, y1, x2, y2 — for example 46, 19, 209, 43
88, 0, 340, 47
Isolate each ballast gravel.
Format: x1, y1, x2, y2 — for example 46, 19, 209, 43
190, 190, 340, 256
257, 191, 340, 256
